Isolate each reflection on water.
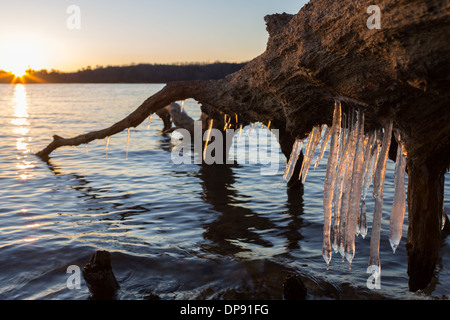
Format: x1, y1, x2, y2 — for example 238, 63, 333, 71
12, 84, 34, 182
10, 84, 38, 244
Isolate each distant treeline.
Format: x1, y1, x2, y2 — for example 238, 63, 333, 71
0, 62, 247, 84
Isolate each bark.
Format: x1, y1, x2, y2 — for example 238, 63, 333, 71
82, 250, 120, 299
36, 0, 450, 291
406, 157, 446, 292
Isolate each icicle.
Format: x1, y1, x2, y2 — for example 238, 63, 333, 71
223, 115, 230, 131
147, 114, 153, 129
299, 125, 322, 183
389, 130, 407, 253
126, 128, 130, 160
356, 133, 371, 240
331, 113, 350, 253
85, 144, 88, 153
248, 123, 255, 136
361, 131, 378, 200
203, 119, 214, 160
283, 139, 303, 181
314, 126, 331, 169
180, 100, 185, 113
238, 124, 243, 142
345, 110, 365, 268
106, 136, 110, 158
322, 101, 342, 269
369, 120, 393, 272
359, 200, 368, 239
235, 113, 238, 124
442, 213, 447, 231
338, 109, 358, 259
267, 120, 272, 130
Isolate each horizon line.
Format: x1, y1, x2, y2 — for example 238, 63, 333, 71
0, 60, 250, 74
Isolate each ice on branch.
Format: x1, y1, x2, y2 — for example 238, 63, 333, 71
337, 110, 357, 259
345, 110, 365, 268
331, 112, 351, 254
322, 101, 342, 269
300, 125, 323, 183
314, 125, 331, 169
283, 139, 303, 182
316, 103, 403, 272
359, 201, 368, 239
369, 120, 393, 271
389, 130, 407, 253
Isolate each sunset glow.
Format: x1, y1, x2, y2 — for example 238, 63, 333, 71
1, 45, 30, 77
0, 33, 47, 80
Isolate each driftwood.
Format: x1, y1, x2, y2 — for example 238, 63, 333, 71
37, 0, 450, 291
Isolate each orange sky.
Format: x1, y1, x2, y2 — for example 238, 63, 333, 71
0, 1, 304, 73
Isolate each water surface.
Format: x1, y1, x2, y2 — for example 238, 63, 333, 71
0, 83, 449, 300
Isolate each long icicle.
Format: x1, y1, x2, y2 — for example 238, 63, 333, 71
322, 101, 342, 270
338, 109, 357, 259
203, 119, 214, 160
344, 110, 365, 269
356, 135, 369, 236
332, 112, 350, 253
368, 120, 393, 279
106, 136, 110, 158
299, 125, 322, 183
126, 128, 130, 160
314, 126, 331, 169
147, 114, 153, 129
359, 131, 378, 239
359, 201, 367, 239
362, 130, 380, 201
283, 139, 303, 181
389, 130, 407, 253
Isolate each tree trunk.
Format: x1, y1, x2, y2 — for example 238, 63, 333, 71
406, 157, 446, 291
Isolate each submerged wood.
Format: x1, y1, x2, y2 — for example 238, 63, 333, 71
36, 0, 450, 291
82, 250, 120, 299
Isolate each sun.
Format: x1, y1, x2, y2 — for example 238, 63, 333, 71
0, 34, 45, 79
9, 64, 28, 78
2, 50, 30, 78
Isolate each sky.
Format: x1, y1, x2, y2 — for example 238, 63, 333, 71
0, 0, 307, 73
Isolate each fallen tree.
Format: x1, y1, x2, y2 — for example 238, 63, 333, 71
36, 0, 450, 291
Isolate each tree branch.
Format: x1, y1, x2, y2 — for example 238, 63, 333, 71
35, 80, 214, 160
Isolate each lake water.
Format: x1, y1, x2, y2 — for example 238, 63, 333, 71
0, 83, 449, 300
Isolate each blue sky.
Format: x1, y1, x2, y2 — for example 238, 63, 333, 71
0, 0, 307, 72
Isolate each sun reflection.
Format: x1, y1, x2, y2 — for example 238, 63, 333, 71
13, 84, 28, 116
16, 137, 28, 151
13, 127, 29, 135
26, 223, 40, 228
12, 84, 34, 182
16, 161, 35, 170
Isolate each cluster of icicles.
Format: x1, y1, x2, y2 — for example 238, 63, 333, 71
283, 101, 408, 273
